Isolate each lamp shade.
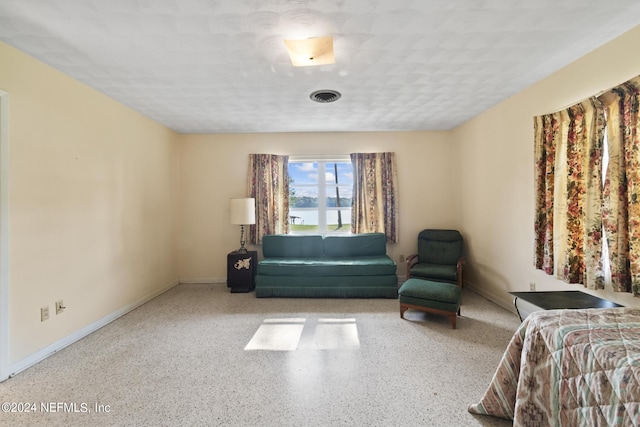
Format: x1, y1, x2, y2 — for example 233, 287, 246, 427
230, 198, 256, 225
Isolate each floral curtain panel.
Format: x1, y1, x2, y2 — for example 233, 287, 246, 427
247, 154, 289, 245
533, 75, 640, 296
561, 99, 606, 288
533, 100, 605, 290
350, 152, 398, 243
534, 112, 561, 275
601, 78, 640, 295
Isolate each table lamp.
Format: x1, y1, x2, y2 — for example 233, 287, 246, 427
230, 198, 256, 253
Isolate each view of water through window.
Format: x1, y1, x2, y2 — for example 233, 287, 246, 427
289, 160, 352, 234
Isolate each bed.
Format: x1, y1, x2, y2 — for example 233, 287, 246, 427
468, 307, 640, 426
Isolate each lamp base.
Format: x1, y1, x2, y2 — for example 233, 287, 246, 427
237, 225, 248, 254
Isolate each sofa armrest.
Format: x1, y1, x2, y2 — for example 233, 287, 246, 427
406, 254, 419, 279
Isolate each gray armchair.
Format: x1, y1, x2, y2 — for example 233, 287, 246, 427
406, 229, 465, 288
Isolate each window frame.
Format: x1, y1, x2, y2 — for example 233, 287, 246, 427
288, 155, 352, 236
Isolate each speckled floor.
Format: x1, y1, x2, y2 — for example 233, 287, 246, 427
0, 284, 519, 426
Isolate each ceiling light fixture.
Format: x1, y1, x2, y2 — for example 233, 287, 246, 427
310, 89, 341, 103
284, 36, 335, 67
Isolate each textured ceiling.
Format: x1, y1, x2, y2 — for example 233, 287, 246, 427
2, 0, 640, 134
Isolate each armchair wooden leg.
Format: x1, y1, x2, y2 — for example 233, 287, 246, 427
400, 304, 408, 319
448, 314, 457, 329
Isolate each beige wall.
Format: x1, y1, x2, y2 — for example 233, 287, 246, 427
1, 42, 180, 364
178, 131, 459, 281
454, 25, 640, 309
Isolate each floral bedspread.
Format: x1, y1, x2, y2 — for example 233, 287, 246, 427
468, 307, 640, 426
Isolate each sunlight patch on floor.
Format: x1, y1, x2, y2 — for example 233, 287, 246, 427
244, 318, 361, 351
315, 318, 360, 349
244, 318, 306, 351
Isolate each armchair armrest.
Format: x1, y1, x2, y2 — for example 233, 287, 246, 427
406, 254, 419, 279
456, 257, 466, 288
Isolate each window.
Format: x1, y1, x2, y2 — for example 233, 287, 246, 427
288, 156, 352, 235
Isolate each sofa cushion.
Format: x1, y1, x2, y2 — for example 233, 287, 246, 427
255, 275, 398, 298
323, 233, 387, 257
257, 256, 396, 277
262, 234, 324, 258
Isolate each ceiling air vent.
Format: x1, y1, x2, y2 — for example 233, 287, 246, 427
310, 89, 341, 103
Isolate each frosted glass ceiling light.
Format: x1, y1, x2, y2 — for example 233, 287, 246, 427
284, 36, 335, 67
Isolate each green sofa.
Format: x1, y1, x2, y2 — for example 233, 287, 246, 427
255, 233, 398, 298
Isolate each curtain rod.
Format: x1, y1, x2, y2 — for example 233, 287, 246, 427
538, 88, 609, 117
536, 75, 640, 116
289, 154, 351, 162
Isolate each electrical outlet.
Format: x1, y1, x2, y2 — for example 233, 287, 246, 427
399, 254, 405, 262
41, 306, 49, 322
55, 300, 65, 315
529, 282, 536, 291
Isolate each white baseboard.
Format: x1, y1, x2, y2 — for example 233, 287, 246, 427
464, 280, 518, 315
179, 277, 226, 284
6, 279, 181, 380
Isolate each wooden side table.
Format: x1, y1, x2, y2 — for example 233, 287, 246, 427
227, 250, 257, 293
